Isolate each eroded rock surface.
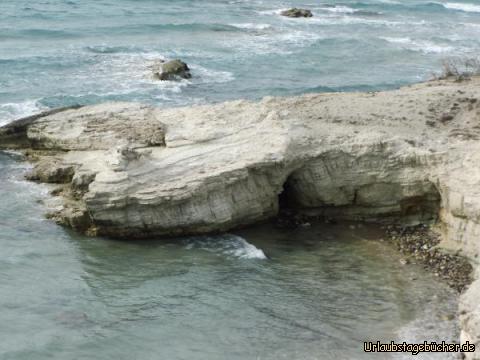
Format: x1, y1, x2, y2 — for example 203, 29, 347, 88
2, 78, 480, 244
2, 77, 480, 358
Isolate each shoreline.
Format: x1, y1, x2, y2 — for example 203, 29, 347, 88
386, 224, 473, 293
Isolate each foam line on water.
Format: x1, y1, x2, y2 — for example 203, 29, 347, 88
380, 37, 456, 54
184, 234, 267, 259
0, 100, 45, 126
443, 2, 480, 13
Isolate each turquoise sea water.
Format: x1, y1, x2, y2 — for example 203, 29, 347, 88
0, 1, 477, 359
1, 0, 480, 124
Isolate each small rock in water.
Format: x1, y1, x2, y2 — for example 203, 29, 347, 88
152, 59, 191, 81
280, 8, 313, 18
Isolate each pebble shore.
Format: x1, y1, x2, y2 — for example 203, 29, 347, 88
386, 225, 473, 293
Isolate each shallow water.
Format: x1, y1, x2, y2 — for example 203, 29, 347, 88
0, 152, 459, 359
1, 0, 480, 124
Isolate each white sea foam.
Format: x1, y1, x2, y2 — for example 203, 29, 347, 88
189, 65, 235, 84
0, 100, 45, 126
230, 23, 272, 30
76, 49, 236, 100
308, 15, 402, 27
381, 37, 456, 54
322, 6, 356, 14
185, 234, 267, 260
443, 2, 480, 13
226, 236, 267, 259
256, 8, 287, 16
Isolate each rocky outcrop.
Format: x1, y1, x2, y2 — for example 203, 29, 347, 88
280, 8, 313, 18
2, 77, 480, 357
0, 105, 83, 149
2, 78, 480, 244
152, 59, 191, 80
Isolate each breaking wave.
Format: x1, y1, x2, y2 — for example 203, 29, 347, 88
0, 100, 45, 126
443, 2, 480, 13
380, 37, 456, 54
184, 234, 267, 260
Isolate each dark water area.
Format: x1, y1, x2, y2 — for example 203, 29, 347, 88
0, 152, 458, 359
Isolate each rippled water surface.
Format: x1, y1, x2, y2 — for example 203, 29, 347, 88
0, 153, 459, 359
1, 0, 480, 124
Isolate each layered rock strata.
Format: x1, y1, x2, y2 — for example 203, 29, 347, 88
1, 78, 480, 357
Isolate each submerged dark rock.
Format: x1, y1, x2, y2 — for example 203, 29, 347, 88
280, 8, 313, 18
152, 59, 192, 81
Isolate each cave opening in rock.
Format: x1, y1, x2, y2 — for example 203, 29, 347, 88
277, 172, 443, 226
278, 177, 297, 212
398, 190, 442, 225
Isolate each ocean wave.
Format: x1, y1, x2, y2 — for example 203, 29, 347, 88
381, 37, 455, 54
229, 23, 273, 31
0, 100, 45, 126
308, 15, 402, 27
94, 23, 242, 36
322, 5, 357, 14
184, 234, 267, 260
190, 65, 234, 84
84, 45, 146, 54
256, 8, 286, 16
442, 2, 480, 13
0, 48, 235, 110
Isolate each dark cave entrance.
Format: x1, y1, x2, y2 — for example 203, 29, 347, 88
278, 177, 298, 212
276, 174, 443, 226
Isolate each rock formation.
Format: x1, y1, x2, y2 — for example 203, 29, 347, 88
280, 8, 313, 18
1, 77, 480, 357
152, 59, 191, 80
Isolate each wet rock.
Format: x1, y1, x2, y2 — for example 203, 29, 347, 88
386, 225, 473, 293
152, 59, 191, 81
280, 8, 313, 18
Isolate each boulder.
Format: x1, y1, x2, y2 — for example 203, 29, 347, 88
152, 59, 192, 81
280, 8, 313, 18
